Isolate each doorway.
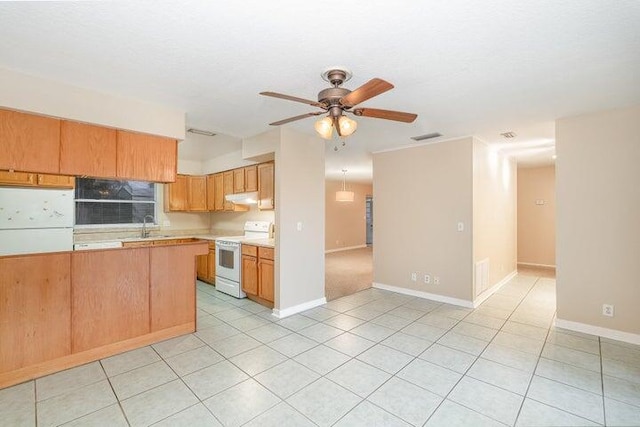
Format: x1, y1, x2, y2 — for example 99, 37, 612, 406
366, 195, 373, 246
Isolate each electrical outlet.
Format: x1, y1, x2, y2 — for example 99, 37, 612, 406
424, 274, 431, 284
602, 304, 614, 317
411, 272, 417, 282
457, 222, 464, 232
434, 276, 440, 285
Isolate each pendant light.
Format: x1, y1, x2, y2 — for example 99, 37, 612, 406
336, 169, 355, 202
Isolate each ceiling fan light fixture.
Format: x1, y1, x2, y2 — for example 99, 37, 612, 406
315, 116, 334, 139
338, 115, 357, 137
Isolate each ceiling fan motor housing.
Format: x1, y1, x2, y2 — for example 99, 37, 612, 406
318, 87, 351, 109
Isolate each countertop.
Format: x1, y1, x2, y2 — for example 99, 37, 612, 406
75, 234, 275, 248
238, 238, 275, 248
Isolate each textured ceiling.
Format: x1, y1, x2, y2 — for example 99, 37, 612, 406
1, 1, 639, 181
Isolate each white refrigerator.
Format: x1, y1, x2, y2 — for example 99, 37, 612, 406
0, 188, 74, 256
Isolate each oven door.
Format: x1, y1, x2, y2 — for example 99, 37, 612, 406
215, 240, 240, 282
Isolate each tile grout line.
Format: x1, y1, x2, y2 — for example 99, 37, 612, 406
421, 276, 541, 426
599, 336, 607, 426
99, 359, 132, 427
503, 276, 548, 424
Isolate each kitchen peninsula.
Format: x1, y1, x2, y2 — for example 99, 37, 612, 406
0, 239, 207, 389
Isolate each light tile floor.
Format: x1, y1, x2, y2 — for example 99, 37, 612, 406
3, 274, 640, 426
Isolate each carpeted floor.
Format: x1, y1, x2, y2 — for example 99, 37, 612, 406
325, 246, 373, 301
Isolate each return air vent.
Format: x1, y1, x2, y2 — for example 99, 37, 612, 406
500, 131, 517, 139
187, 128, 216, 136
410, 132, 442, 141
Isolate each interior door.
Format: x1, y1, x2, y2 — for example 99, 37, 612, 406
366, 196, 373, 246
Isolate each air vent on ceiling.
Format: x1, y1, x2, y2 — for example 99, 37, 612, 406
500, 131, 517, 139
187, 128, 216, 136
411, 132, 442, 141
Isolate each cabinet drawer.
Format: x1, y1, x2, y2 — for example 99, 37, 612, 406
242, 244, 257, 257
258, 247, 274, 260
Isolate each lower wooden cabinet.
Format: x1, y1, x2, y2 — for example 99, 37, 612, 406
0, 253, 71, 374
241, 244, 274, 305
196, 241, 216, 284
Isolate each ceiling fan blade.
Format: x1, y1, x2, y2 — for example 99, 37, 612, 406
340, 78, 394, 107
353, 108, 418, 123
260, 91, 326, 108
269, 112, 323, 126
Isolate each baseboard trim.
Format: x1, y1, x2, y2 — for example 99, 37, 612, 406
518, 262, 556, 269
555, 318, 640, 346
372, 282, 474, 308
325, 245, 367, 254
473, 270, 518, 308
272, 297, 327, 319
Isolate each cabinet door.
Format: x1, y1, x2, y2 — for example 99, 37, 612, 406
188, 176, 207, 212
196, 254, 208, 280
164, 175, 188, 211
258, 258, 275, 303
233, 168, 245, 193
241, 255, 258, 295
0, 254, 71, 373
60, 121, 117, 177
258, 162, 274, 210
0, 109, 60, 174
150, 245, 197, 332
116, 130, 177, 182
206, 174, 216, 211
0, 170, 36, 187
71, 248, 150, 352
37, 174, 75, 189
223, 170, 234, 211
207, 244, 216, 281
245, 165, 258, 192
213, 173, 224, 211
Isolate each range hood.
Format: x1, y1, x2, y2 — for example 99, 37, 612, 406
225, 191, 259, 205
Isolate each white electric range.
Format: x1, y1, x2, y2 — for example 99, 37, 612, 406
215, 221, 272, 298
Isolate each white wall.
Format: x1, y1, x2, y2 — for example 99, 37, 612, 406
556, 105, 640, 338
472, 139, 517, 296
238, 128, 325, 315
274, 128, 326, 313
373, 138, 474, 303
0, 67, 184, 139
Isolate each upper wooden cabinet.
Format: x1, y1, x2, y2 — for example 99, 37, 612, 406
245, 165, 258, 192
164, 175, 208, 212
1, 108, 178, 183
213, 173, 224, 211
0, 109, 60, 174
187, 176, 207, 212
0, 170, 74, 189
0, 170, 36, 186
206, 174, 216, 211
116, 130, 177, 183
37, 174, 75, 189
223, 171, 234, 211
258, 162, 275, 210
164, 174, 188, 212
233, 168, 245, 193
60, 121, 117, 177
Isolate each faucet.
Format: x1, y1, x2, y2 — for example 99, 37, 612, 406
141, 215, 154, 238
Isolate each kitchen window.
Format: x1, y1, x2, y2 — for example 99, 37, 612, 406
74, 178, 156, 226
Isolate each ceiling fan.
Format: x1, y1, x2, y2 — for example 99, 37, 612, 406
260, 68, 418, 139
